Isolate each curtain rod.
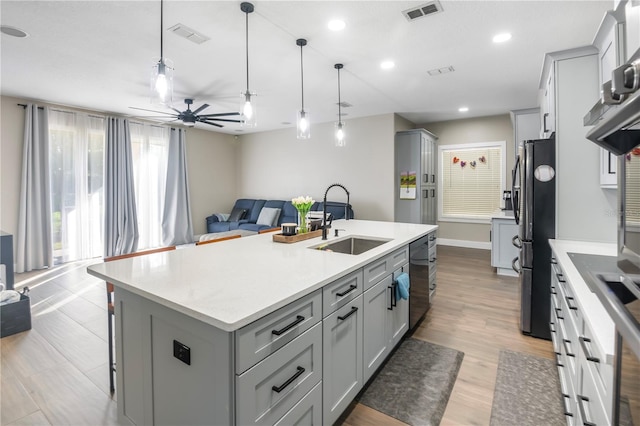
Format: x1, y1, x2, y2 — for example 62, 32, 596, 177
18, 103, 185, 131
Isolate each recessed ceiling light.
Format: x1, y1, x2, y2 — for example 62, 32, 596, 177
328, 19, 346, 31
380, 60, 395, 70
492, 32, 512, 43
458, 107, 469, 112
1, 25, 28, 38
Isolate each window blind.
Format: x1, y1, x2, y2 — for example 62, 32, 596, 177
440, 144, 503, 220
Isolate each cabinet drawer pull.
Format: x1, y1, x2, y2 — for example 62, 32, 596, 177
336, 285, 357, 297
272, 366, 305, 393
429, 257, 437, 263
432, 174, 435, 184
577, 395, 596, 426
565, 296, 578, 311
555, 307, 564, 320
424, 174, 428, 183
271, 315, 305, 336
551, 286, 557, 295
579, 337, 600, 363
556, 273, 566, 283
563, 339, 575, 357
423, 189, 428, 199
543, 112, 550, 133
562, 394, 572, 417
550, 321, 556, 333
391, 282, 397, 307
338, 306, 358, 321
551, 257, 557, 264
387, 285, 394, 311
431, 189, 435, 198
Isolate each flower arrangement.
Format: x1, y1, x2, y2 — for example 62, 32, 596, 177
291, 195, 315, 233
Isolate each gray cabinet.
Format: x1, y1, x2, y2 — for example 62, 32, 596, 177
510, 108, 540, 158
549, 255, 614, 426
593, 10, 625, 189
363, 263, 409, 383
395, 128, 438, 225
490, 216, 519, 276
363, 275, 393, 383
274, 382, 322, 426
322, 295, 364, 425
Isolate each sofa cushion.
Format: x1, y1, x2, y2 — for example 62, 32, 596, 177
280, 201, 299, 225
256, 207, 281, 226
207, 221, 232, 233
228, 207, 248, 222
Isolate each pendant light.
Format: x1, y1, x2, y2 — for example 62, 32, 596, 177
150, 0, 173, 105
296, 38, 310, 139
240, 2, 257, 128
334, 63, 346, 147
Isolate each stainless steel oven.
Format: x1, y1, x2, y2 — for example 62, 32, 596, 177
585, 45, 640, 425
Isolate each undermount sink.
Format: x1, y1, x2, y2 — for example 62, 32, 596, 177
310, 236, 391, 255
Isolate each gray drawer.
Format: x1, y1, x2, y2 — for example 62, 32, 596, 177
363, 246, 408, 290
578, 360, 610, 426
236, 323, 323, 426
235, 289, 322, 374
579, 319, 613, 419
274, 382, 322, 426
322, 269, 363, 317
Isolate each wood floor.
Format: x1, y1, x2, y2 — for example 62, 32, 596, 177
1, 246, 553, 425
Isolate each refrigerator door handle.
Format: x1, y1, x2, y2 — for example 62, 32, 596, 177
512, 257, 521, 274
512, 234, 522, 249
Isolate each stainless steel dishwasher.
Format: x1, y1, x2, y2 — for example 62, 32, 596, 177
409, 234, 433, 329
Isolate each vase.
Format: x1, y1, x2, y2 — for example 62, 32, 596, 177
297, 208, 310, 233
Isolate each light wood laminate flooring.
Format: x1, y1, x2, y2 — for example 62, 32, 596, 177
2, 246, 553, 425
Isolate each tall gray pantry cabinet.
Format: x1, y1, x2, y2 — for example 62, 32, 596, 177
394, 129, 438, 225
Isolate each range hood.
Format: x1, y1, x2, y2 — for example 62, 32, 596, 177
585, 47, 640, 156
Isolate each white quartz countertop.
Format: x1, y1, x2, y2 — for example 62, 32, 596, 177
87, 220, 437, 332
549, 239, 617, 364
491, 209, 515, 220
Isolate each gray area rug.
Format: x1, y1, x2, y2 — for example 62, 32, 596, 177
358, 338, 464, 426
490, 350, 565, 426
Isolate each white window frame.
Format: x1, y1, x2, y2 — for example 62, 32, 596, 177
437, 140, 506, 224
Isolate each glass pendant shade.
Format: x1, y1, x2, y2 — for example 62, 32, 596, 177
240, 91, 257, 127
335, 121, 346, 147
150, 58, 174, 105
297, 110, 310, 139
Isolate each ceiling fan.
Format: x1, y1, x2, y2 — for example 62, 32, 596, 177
130, 98, 242, 128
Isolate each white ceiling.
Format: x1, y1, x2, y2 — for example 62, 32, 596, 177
1, 1, 611, 134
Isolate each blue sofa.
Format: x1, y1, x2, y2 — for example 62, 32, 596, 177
205, 198, 354, 234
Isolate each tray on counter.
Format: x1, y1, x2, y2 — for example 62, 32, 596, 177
272, 229, 324, 243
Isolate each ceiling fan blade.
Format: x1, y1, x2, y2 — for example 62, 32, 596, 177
129, 106, 175, 116
204, 118, 242, 123
170, 107, 183, 114
198, 112, 241, 118
191, 103, 210, 115
200, 120, 223, 128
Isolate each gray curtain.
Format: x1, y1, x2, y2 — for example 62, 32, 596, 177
104, 117, 138, 257
16, 104, 53, 273
162, 128, 194, 245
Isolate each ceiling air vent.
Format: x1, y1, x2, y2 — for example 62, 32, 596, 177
337, 101, 352, 108
168, 23, 210, 44
402, 1, 443, 22
427, 66, 455, 76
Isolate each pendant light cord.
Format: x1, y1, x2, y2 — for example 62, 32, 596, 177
337, 67, 342, 123
300, 44, 305, 111
245, 11, 250, 92
159, 0, 163, 61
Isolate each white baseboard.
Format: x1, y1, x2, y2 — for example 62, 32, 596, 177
437, 238, 491, 250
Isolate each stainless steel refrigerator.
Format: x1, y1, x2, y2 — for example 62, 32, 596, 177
511, 134, 556, 340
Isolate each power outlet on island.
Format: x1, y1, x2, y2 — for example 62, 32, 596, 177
173, 340, 191, 365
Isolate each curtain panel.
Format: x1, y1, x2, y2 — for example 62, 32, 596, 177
162, 128, 194, 246
16, 104, 53, 273
104, 117, 139, 257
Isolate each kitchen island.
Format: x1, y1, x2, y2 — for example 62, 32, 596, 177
87, 219, 437, 426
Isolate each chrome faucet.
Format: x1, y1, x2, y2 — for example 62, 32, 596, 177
322, 183, 350, 240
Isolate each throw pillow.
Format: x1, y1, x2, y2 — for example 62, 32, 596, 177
228, 207, 247, 222
256, 207, 281, 226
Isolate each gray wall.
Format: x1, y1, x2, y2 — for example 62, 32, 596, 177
237, 114, 398, 221
417, 114, 515, 245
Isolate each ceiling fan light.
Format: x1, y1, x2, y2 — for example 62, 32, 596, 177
297, 110, 310, 139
